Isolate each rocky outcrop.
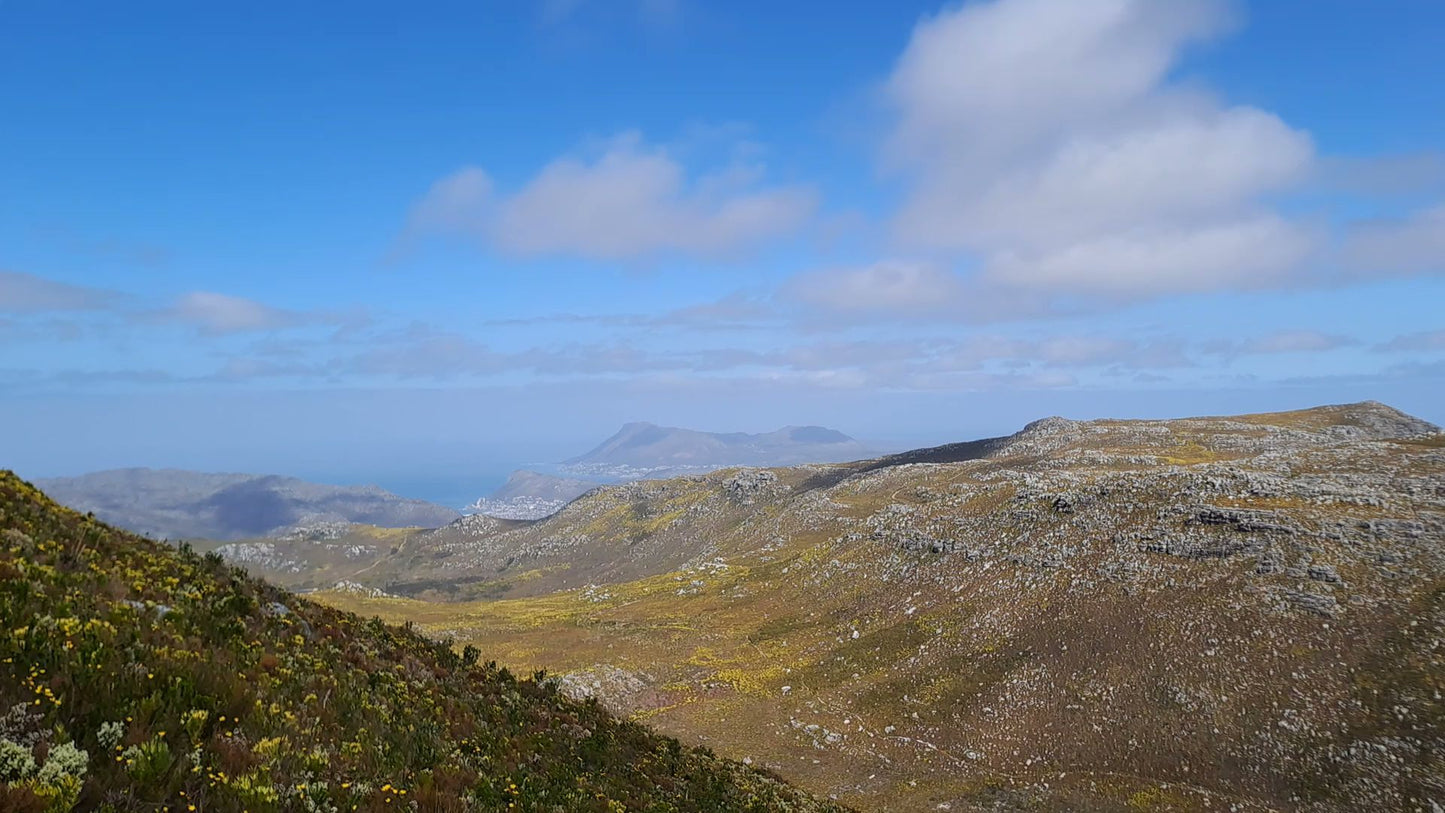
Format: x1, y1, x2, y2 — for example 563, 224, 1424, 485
722, 469, 783, 504
556, 665, 657, 716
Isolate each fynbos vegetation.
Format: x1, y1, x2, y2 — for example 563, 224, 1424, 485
0, 472, 843, 811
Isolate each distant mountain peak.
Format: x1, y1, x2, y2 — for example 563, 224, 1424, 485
619, 420, 662, 430
783, 425, 854, 444
564, 422, 867, 470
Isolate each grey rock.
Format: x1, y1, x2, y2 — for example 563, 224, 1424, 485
723, 469, 782, 504
1280, 589, 1340, 617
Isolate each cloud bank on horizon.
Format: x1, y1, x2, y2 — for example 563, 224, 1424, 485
1, 0, 1442, 474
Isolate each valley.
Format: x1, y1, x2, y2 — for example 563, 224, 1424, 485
0, 472, 840, 811
289, 402, 1445, 811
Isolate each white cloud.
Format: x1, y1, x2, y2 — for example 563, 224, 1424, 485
918, 107, 1312, 252
882, 0, 1317, 302
408, 167, 493, 234
1341, 203, 1445, 278
783, 261, 965, 316
0, 270, 117, 312
408, 133, 817, 261
984, 215, 1315, 297
885, 0, 1228, 165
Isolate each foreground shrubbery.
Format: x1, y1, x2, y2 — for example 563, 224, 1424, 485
0, 471, 841, 812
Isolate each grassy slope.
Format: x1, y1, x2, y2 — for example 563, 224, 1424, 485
317, 406, 1445, 811
0, 472, 844, 812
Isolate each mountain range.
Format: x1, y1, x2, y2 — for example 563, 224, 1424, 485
35, 468, 460, 541
32, 422, 874, 537
239, 401, 1442, 811
470, 421, 875, 519
565, 422, 870, 472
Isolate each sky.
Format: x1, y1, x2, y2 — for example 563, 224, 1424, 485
2, 0, 1443, 502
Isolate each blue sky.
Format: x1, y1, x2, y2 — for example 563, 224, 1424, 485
2, 0, 1443, 500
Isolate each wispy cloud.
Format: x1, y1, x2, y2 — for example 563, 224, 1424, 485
1315, 152, 1445, 198
31, 225, 172, 268
207, 329, 1206, 388
1340, 203, 1445, 278
478, 292, 779, 332
540, 0, 682, 29
1203, 330, 1360, 358
0, 270, 121, 313
1376, 329, 1445, 353
1, 270, 359, 338
0, 319, 1395, 398
156, 292, 313, 335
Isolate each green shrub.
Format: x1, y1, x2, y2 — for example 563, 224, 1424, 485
30, 774, 82, 813
95, 722, 124, 752
0, 738, 35, 783
121, 738, 169, 784
34, 741, 87, 785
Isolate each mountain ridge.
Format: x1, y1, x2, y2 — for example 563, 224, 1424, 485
35, 467, 460, 541
564, 421, 872, 470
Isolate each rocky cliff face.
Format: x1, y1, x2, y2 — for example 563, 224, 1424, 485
312, 402, 1443, 811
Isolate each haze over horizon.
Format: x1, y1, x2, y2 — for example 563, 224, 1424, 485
4, 0, 1443, 492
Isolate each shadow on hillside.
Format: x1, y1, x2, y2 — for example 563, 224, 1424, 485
796, 435, 1013, 493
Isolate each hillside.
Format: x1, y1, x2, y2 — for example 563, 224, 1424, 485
313, 402, 1445, 811
35, 468, 460, 541
0, 472, 843, 811
491, 471, 601, 503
